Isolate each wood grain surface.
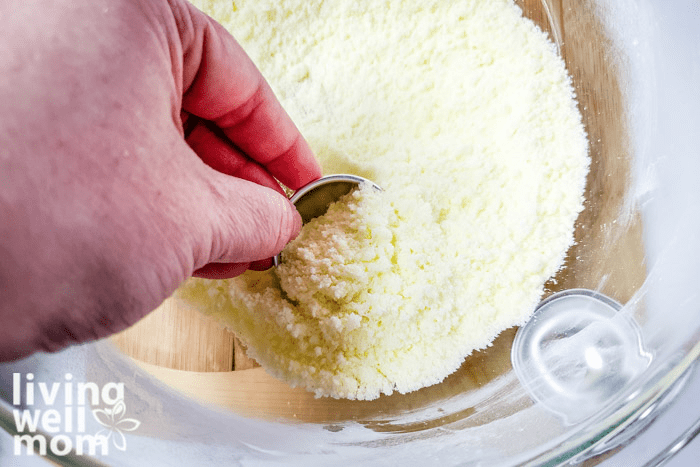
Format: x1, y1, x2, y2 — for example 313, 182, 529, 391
110, 0, 645, 419
111, 297, 235, 372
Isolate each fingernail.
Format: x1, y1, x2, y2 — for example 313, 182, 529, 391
289, 201, 303, 239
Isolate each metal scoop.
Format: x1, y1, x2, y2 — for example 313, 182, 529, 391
273, 174, 382, 266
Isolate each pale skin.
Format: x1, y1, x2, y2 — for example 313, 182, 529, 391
0, 0, 322, 361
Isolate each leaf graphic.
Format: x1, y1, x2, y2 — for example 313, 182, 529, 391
112, 429, 128, 451
95, 429, 112, 442
112, 400, 126, 419
117, 418, 141, 432
92, 409, 113, 428
92, 399, 141, 452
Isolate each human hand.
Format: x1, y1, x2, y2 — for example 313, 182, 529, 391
0, 0, 322, 360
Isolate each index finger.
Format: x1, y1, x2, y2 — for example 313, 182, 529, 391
176, 1, 322, 190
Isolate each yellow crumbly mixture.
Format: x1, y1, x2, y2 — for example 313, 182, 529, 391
179, 0, 590, 399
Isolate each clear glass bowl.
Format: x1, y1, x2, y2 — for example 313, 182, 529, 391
2, 0, 699, 465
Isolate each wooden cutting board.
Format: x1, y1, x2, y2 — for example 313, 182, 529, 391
110, 0, 645, 419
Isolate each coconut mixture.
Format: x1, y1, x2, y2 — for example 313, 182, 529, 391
179, 0, 590, 400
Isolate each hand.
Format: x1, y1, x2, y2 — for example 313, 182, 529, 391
0, 0, 322, 361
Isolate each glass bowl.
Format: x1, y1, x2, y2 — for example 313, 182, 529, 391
2, 0, 699, 465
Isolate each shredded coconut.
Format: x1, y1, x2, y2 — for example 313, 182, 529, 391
179, 0, 590, 400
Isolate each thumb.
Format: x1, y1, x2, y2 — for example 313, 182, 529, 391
193, 173, 302, 279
